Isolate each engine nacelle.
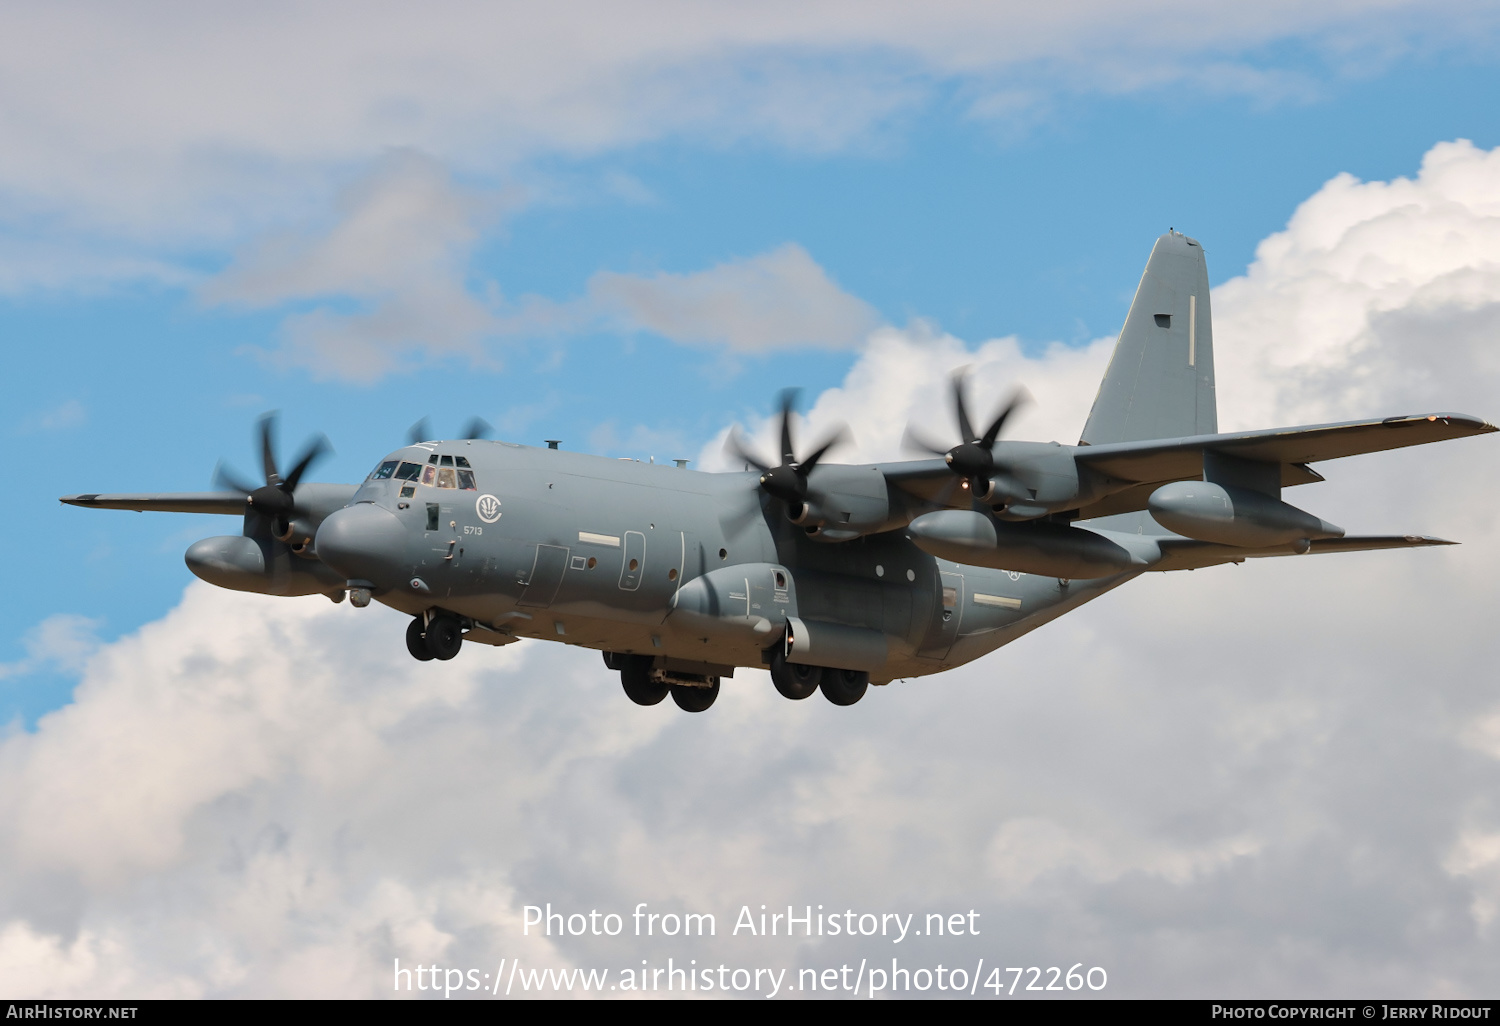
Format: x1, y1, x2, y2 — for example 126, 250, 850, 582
185, 535, 341, 596
1148, 482, 1343, 547
272, 515, 319, 551
908, 510, 1159, 579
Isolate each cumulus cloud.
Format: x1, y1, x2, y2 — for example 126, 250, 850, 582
5, 139, 1500, 997
589, 244, 879, 351
203, 150, 505, 382
0, 615, 102, 682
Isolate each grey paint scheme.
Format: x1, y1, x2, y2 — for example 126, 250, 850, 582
60, 232, 1495, 690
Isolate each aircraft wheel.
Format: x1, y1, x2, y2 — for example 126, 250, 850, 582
769, 649, 820, 700
620, 656, 668, 706
671, 679, 719, 713
425, 615, 463, 661
406, 618, 434, 661
820, 668, 868, 706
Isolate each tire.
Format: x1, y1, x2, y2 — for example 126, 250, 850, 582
406, 617, 434, 661
620, 655, 668, 706
769, 648, 820, 700
425, 614, 463, 661
671, 679, 719, 712
820, 668, 869, 706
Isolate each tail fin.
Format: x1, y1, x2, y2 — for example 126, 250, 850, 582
1080, 232, 1216, 445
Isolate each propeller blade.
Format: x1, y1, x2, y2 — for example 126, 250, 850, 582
282, 434, 332, 493
460, 417, 492, 440
212, 462, 258, 497
777, 389, 799, 464
980, 388, 1031, 449
407, 417, 432, 446
951, 369, 976, 444
258, 413, 280, 485
901, 425, 950, 457
718, 493, 766, 541
724, 427, 772, 473
798, 425, 849, 475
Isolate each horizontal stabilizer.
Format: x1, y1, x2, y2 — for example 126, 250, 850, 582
61, 492, 250, 514
1152, 533, 1456, 572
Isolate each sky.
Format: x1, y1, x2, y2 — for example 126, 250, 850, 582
3, 0, 1500, 999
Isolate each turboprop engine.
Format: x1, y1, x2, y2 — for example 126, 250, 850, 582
907, 509, 1160, 579
1147, 481, 1343, 549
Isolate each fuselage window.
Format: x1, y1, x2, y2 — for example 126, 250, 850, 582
371, 460, 398, 480
436, 467, 457, 489
457, 469, 477, 490
394, 462, 422, 481
421, 466, 436, 486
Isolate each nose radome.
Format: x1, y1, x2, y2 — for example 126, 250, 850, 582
315, 503, 409, 587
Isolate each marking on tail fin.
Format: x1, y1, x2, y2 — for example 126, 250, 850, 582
1189, 294, 1197, 367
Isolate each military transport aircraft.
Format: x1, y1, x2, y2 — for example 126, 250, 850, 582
61, 232, 1494, 712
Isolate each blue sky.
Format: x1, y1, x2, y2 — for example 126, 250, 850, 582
7, 24, 1500, 724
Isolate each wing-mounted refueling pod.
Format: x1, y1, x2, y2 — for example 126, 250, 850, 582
907, 509, 1160, 579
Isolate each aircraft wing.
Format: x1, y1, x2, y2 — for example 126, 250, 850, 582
61, 492, 250, 514
1073, 413, 1495, 518
876, 458, 960, 504
1151, 533, 1456, 572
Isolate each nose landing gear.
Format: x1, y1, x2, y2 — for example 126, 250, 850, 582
406, 613, 464, 661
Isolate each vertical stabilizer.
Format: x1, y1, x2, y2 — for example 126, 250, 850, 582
1080, 232, 1216, 445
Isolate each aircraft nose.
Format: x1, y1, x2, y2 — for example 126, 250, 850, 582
315, 502, 409, 586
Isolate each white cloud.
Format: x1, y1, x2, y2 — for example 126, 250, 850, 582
5, 139, 1500, 996
204, 150, 505, 382
589, 244, 879, 351
0, 2, 1494, 271
0, 614, 101, 682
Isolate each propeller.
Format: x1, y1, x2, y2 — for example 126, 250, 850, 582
725, 389, 848, 507
407, 416, 492, 445
903, 369, 1030, 505
213, 412, 332, 518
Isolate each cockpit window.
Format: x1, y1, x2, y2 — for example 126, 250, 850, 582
371, 460, 398, 480
427, 454, 439, 465
394, 461, 422, 481
455, 456, 472, 469
457, 469, 476, 490
440, 454, 454, 467
421, 465, 436, 485
436, 467, 457, 489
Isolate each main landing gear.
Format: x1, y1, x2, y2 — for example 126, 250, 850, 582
769, 648, 868, 706
607, 653, 720, 712
406, 613, 463, 661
